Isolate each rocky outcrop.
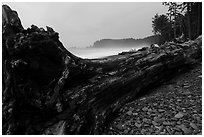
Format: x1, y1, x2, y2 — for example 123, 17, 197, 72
2, 5, 202, 135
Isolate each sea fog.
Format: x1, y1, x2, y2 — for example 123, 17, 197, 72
69, 45, 148, 59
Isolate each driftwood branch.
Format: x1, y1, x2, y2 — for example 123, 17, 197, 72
2, 5, 202, 135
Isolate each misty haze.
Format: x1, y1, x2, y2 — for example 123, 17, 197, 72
69, 47, 141, 59
69, 35, 160, 58
69, 41, 151, 59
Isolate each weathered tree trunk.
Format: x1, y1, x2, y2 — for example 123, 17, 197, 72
2, 5, 202, 135
187, 3, 192, 40
197, 3, 201, 37
173, 4, 177, 40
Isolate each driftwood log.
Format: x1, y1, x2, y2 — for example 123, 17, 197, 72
2, 5, 202, 135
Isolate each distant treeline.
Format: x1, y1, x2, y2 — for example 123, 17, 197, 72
91, 35, 160, 48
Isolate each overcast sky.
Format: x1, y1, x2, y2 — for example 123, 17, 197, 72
4, 2, 168, 48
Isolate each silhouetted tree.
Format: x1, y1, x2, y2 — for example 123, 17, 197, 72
189, 2, 202, 39
180, 2, 202, 39
162, 2, 183, 39
152, 14, 172, 43
180, 2, 192, 39
159, 2, 202, 42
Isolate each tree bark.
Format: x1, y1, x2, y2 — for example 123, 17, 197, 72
2, 5, 202, 135
173, 4, 177, 40
187, 3, 192, 40
197, 3, 201, 37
